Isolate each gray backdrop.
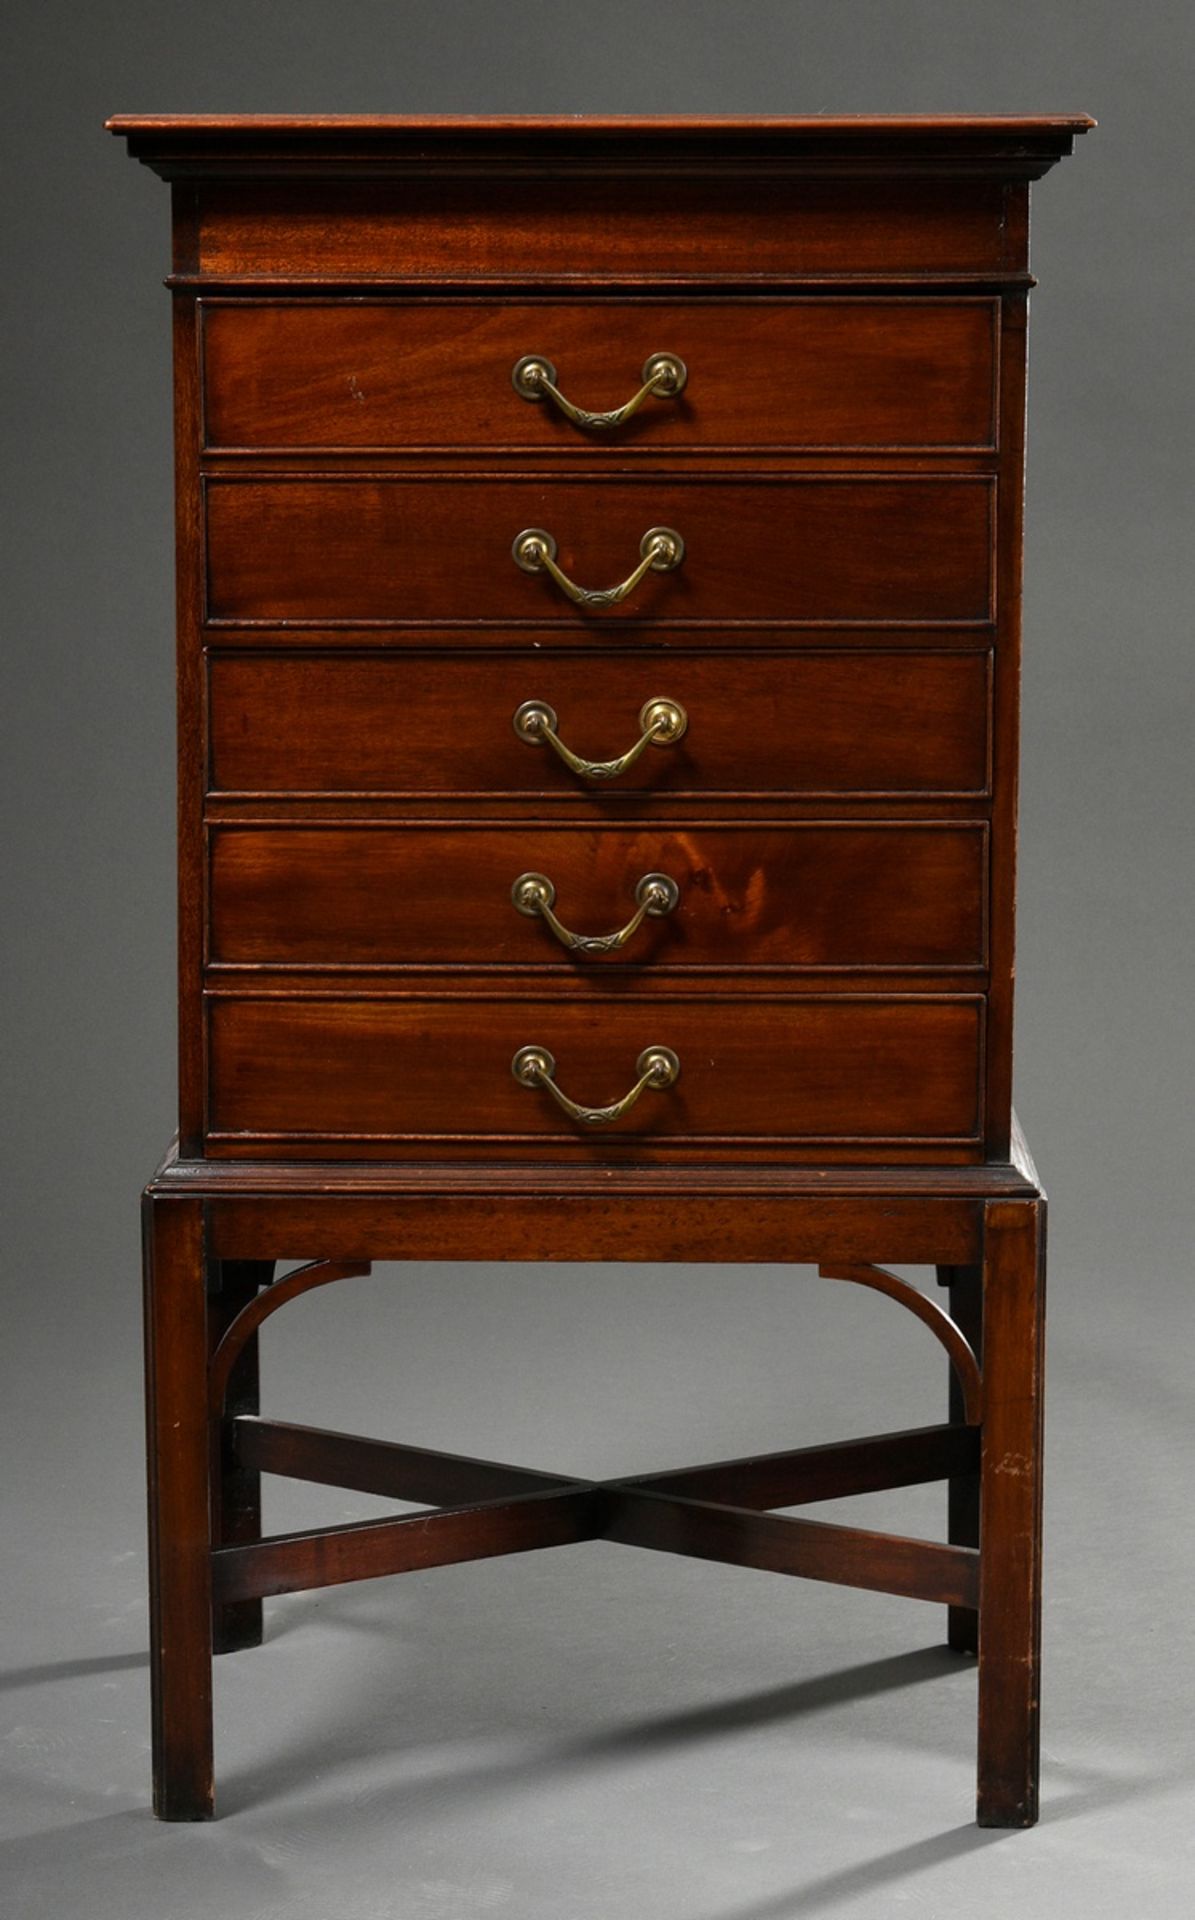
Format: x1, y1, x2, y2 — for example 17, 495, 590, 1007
3, 4, 1192, 1917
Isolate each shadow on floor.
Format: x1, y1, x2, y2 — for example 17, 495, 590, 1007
219, 1642, 966, 1817
710, 1823, 1008, 1919
0, 1650, 147, 1694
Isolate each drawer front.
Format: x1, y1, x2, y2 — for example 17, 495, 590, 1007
209, 823, 987, 972
208, 649, 992, 800
207, 995, 984, 1149
201, 299, 997, 453
205, 477, 993, 628
197, 175, 1012, 281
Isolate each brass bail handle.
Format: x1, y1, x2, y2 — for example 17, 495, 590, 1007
513, 526, 685, 611
512, 870, 680, 957
511, 1044, 681, 1128
512, 352, 688, 431
512, 696, 688, 782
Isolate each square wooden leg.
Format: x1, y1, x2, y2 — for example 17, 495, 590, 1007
142, 1193, 215, 1820
976, 1199, 1046, 1827
209, 1259, 273, 1654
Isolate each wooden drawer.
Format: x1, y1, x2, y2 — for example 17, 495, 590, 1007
204, 477, 994, 628
192, 171, 1016, 282
208, 822, 987, 973
201, 299, 997, 454
208, 648, 992, 800
206, 994, 984, 1153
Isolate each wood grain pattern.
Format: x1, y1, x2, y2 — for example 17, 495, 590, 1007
212, 1487, 603, 1604
982, 292, 1029, 1159
206, 993, 984, 1150
146, 1129, 1036, 1201
205, 475, 994, 627
108, 112, 1095, 136
151, 1145, 1036, 1278
208, 821, 988, 972
173, 294, 206, 1154
236, 1418, 979, 1511
604, 1489, 980, 1608
207, 647, 992, 800
618, 1423, 979, 1510
203, 1188, 988, 1265
192, 176, 1017, 283
201, 298, 997, 453
235, 1416, 577, 1505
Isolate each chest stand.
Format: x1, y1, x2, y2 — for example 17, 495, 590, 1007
142, 1131, 1045, 1829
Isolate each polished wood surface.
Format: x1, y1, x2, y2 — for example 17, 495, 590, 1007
206, 476, 993, 628
141, 1196, 212, 1819
208, 821, 987, 971
115, 112, 1085, 1826
108, 112, 1094, 134
208, 647, 992, 800
206, 993, 984, 1152
977, 1202, 1046, 1825
177, 120, 1029, 1166
194, 177, 1019, 284
202, 298, 998, 453
154, 1131, 1037, 1262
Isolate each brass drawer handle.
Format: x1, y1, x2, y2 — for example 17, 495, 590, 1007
512, 1044, 680, 1128
513, 696, 687, 782
513, 526, 685, 611
511, 352, 687, 431
512, 870, 679, 956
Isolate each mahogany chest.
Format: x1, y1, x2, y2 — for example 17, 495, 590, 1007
112, 114, 1090, 1826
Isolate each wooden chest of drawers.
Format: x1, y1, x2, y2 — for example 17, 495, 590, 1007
113, 114, 1091, 1171
113, 114, 1090, 1827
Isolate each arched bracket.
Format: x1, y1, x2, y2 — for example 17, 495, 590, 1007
209, 1259, 373, 1416
817, 1263, 983, 1425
